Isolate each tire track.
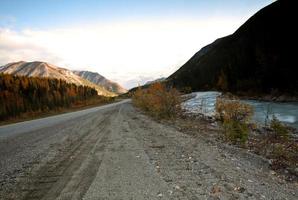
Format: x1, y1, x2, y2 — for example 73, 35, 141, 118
13, 109, 114, 200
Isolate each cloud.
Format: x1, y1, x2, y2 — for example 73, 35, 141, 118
0, 17, 244, 88
0, 28, 63, 65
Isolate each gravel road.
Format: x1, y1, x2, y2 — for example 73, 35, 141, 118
0, 100, 297, 200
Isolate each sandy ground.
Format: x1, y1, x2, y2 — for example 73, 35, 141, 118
0, 100, 297, 200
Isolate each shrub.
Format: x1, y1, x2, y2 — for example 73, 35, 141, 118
215, 97, 254, 143
269, 115, 289, 140
215, 98, 254, 123
223, 120, 249, 144
132, 83, 181, 118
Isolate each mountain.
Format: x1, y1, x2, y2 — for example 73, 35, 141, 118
145, 77, 166, 85
73, 71, 127, 95
0, 61, 116, 96
168, 0, 297, 95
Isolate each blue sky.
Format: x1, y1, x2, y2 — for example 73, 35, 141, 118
1, 0, 274, 29
0, 0, 275, 88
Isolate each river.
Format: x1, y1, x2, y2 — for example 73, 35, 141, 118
182, 91, 298, 129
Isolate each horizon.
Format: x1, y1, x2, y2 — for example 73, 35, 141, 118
0, 0, 274, 89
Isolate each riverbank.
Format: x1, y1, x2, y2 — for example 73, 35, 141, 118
181, 92, 298, 180
235, 93, 298, 103
131, 85, 298, 183
162, 111, 298, 183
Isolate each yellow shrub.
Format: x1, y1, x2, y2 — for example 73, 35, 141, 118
215, 97, 254, 143
132, 83, 181, 118
215, 98, 253, 123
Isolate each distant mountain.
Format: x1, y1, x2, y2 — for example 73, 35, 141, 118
73, 71, 127, 94
168, 0, 297, 95
0, 61, 116, 96
145, 77, 166, 85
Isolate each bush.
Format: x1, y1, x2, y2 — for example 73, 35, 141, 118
215, 98, 254, 123
223, 120, 249, 144
269, 115, 289, 140
215, 98, 254, 143
132, 83, 181, 118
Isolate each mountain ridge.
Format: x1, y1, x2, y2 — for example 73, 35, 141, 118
167, 0, 297, 95
0, 61, 116, 96
73, 70, 127, 95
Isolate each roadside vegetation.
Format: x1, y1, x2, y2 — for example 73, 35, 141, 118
215, 98, 253, 144
214, 96, 297, 179
131, 85, 297, 180
0, 73, 115, 122
132, 82, 181, 119
253, 114, 297, 176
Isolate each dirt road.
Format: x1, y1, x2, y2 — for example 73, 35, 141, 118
0, 100, 297, 199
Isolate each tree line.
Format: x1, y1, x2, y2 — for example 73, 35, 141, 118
0, 73, 98, 120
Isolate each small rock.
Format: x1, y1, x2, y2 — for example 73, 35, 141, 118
157, 193, 163, 197
175, 185, 181, 190
268, 159, 273, 165
270, 170, 276, 175
210, 185, 221, 197
234, 186, 245, 193
164, 178, 172, 182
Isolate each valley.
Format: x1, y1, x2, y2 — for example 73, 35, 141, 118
0, 100, 297, 200
0, 0, 297, 199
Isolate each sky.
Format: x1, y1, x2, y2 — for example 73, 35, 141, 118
0, 0, 274, 89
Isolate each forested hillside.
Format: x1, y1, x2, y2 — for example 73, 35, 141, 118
0, 61, 116, 96
168, 0, 297, 96
0, 73, 98, 120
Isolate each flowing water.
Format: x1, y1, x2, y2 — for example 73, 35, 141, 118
183, 91, 298, 129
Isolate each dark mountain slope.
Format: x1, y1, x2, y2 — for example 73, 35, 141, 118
168, 0, 297, 95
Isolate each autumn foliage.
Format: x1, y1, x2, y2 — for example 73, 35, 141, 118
132, 83, 181, 118
0, 73, 99, 120
215, 97, 254, 143
215, 98, 254, 123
